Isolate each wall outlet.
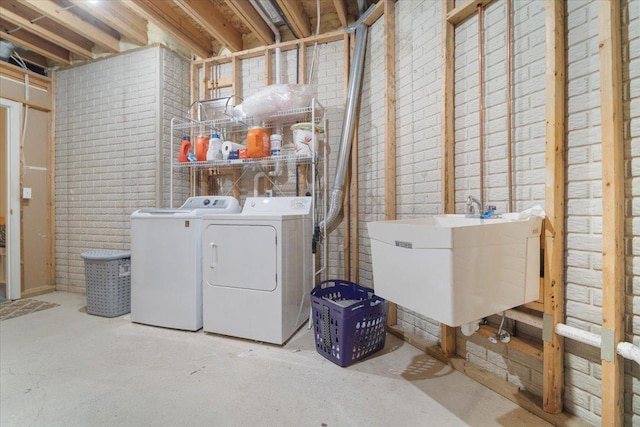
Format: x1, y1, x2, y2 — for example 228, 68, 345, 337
22, 187, 32, 199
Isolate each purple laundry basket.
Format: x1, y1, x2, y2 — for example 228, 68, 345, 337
311, 279, 388, 367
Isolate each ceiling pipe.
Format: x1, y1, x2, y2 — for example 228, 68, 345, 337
250, 0, 281, 84
319, 4, 376, 232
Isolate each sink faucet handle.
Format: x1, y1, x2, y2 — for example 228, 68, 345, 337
486, 205, 497, 212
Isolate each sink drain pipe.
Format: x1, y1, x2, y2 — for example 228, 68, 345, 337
319, 5, 375, 233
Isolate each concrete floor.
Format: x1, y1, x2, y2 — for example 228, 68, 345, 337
1, 292, 551, 427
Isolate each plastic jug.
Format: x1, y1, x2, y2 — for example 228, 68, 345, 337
195, 136, 209, 161
178, 136, 191, 162
207, 133, 222, 161
247, 127, 270, 158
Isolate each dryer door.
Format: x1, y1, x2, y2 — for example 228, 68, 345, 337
204, 224, 277, 291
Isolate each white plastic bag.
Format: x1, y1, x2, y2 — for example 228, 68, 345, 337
234, 84, 315, 119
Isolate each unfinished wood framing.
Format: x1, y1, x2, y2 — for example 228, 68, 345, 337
598, 0, 625, 424
542, 0, 566, 415
446, 0, 498, 26
440, 0, 457, 358
383, 0, 397, 325
0, 61, 55, 297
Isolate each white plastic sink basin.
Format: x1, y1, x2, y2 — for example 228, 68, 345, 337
367, 215, 542, 327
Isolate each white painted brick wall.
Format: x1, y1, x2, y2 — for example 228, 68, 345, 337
55, 46, 189, 293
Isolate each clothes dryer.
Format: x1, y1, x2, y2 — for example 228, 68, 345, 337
201, 197, 313, 344
130, 196, 240, 331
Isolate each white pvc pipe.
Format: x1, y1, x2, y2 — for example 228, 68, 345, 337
555, 323, 602, 348
617, 342, 640, 365
253, 171, 266, 197
504, 309, 543, 329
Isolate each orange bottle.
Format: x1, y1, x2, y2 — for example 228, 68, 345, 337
195, 136, 209, 161
247, 127, 270, 158
178, 136, 191, 162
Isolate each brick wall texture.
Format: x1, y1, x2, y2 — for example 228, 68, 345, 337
52, 1, 640, 423
356, 1, 636, 425
55, 46, 189, 293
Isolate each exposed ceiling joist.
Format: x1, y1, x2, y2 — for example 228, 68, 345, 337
275, 0, 311, 38
69, 0, 148, 46
13, 49, 49, 69
0, 24, 70, 64
16, 0, 121, 53
332, 0, 348, 27
224, 0, 274, 46
175, 0, 243, 52
122, 0, 212, 59
0, 6, 93, 58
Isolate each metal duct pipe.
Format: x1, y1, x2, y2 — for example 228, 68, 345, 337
320, 19, 370, 231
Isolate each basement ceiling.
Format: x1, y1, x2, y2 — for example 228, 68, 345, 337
0, 0, 367, 73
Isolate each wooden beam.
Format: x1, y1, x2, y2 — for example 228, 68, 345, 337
0, 6, 93, 58
0, 60, 52, 90
122, 0, 212, 59
332, 0, 348, 27
476, 325, 543, 360
17, 0, 120, 52
363, 0, 385, 27
0, 94, 50, 112
275, 0, 311, 38
384, 0, 397, 326
446, 0, 498, 26
224, 0, 274, 46
542, 0, 566, 415
0, 26, 70, 65
49, 70, 56, 288
69, 0, 148, 46
599, 0, 624, 425
440, 0, 457, 358
193, 30, 345, 64
175, 0, 243, 52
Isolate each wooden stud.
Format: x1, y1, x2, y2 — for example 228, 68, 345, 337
49, 71, 56, 288
384, 0, 397, 326
446, 0, 498, 26
440, 0, 457, 358
542, 0, 566, 415
599, 0, 624, 425
299, 43, 307, 84
342, 34, 351, 281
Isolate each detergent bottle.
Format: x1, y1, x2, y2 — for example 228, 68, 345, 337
195, 136, 209, 161
178, 136, 191, 162
207, 133, 222, 161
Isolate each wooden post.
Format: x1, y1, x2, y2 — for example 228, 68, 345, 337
49, 72, 56, 287
384, 0, 397, 326
599, 0, 624, 424
542, 0, 566, 414
440, 0, 456, 358
348, 33, 359, 284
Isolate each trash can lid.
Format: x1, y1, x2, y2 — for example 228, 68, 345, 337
80, 249, 131, 260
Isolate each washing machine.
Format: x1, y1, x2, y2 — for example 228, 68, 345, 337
130, 196, 240, 331
201, 197, 313, 345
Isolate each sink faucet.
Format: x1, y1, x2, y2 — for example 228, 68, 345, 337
466, 195, 482, 216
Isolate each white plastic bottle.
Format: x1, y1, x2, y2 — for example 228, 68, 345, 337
207, 133, 222, 161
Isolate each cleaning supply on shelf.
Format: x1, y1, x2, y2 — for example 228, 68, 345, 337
195, 136, 209, 161
207, 133, 222, 161
178, 136, 191, 162
221, 141, 245, 160
270, 134, 282, 156
247, 126, 270, 158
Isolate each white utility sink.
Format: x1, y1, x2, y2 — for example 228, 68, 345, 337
367, 215, 542, 327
